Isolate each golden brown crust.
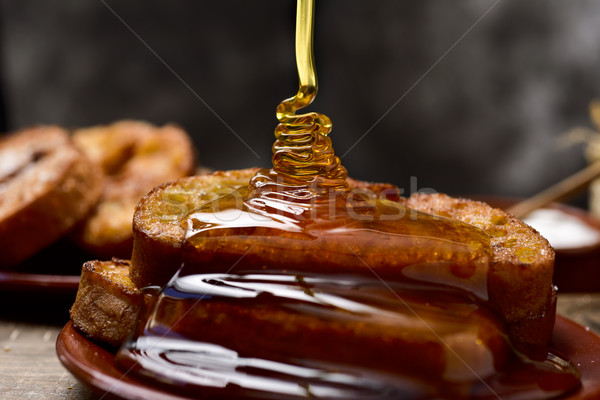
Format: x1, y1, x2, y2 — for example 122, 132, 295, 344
0, 126, 103, 267
131, 168, 260, 286
403, 193, 555, 348
76, 173, 557, 352
72, 120, 197, 259
70, 259, 141, 347
403, 193, 554, 322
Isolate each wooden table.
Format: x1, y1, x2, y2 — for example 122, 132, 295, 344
0, 291, 94, 400
1, 292, 599, 400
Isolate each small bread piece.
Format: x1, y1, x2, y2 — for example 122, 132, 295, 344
72, 120, 196, 259
70, 259, 141, 347
131, 168, 400, 287
0, 126, 103, 267
404, 193, 555, 347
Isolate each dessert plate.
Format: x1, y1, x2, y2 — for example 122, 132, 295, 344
56, 315, 600, 400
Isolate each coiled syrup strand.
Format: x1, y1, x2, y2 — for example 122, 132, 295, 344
250, 0, 348, 195
184, 0, 493, 275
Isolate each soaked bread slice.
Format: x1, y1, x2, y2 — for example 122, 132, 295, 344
70, 259, 142, 347
132, 168, 260, 287
0, 126, 103, 267
71, 120, 196, 259
131, 168, 400, 287
151, 283, 511, 396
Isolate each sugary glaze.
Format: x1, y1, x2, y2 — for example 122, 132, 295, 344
115, 0, 581, 398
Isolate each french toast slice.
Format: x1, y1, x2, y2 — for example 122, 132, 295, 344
131, 170, 555, 348
70, 259, 141, 347
0, 126, 103, 267
131, 168, 400, 287
404, 193, 556, 348
71, 120, 197, 259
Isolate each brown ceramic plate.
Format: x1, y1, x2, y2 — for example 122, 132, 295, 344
56, 316, 600, 400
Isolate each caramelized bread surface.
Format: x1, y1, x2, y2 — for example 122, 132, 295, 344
0, 126, 103, 267
72, 120, 196, 258
70, 259, 141, 347
73, 256, 510, 383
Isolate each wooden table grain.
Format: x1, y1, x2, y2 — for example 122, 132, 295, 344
0, 292, 599, 400
0, 320, 94, 399
0, 291, 95, 400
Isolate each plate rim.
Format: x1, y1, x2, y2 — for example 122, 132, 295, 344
0, 271, 79, 293
56, 315, 600, 400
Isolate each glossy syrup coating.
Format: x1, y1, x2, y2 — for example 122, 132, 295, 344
115, 0, 579, 398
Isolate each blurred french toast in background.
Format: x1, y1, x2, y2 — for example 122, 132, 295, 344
0, 126, 103, 267
71, 120, 196, 259
0, 120, 197, 270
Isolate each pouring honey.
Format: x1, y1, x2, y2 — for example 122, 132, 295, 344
115, 1, 581, 398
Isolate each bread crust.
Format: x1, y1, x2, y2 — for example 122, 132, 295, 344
72, 120, 196, 258
0, 126, 103, 267
70, 259, 141, 347
131, 168, 260, 287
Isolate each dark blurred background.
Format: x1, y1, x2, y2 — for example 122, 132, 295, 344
1, 0, 600, 202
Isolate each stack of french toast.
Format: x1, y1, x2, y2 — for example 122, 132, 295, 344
68, 166, 556, 355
